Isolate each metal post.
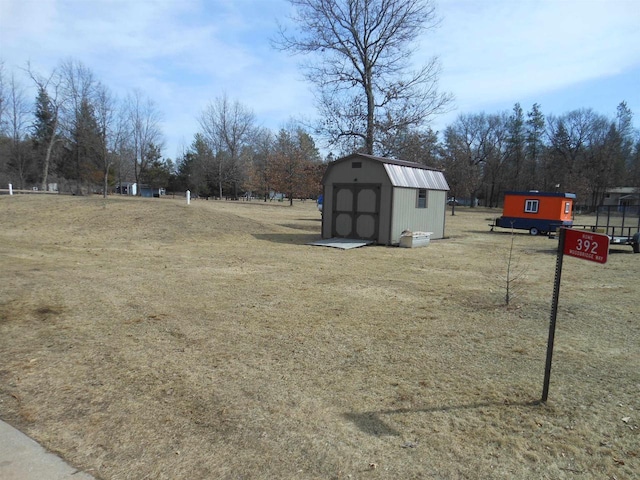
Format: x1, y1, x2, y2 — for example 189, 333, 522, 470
8, 183, 13, 195
542, 227, 566, 403
186, 190, 191, 205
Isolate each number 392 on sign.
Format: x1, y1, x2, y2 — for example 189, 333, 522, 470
563, 228, 610, 264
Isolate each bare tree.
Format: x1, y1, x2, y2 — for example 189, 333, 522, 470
58, 60, 101, 193
110, 99, 135, 193
276, 0, 452, 154
125, 89, 164, 192
244, 127, 274, 201
545, 109, 611, 206
380, 125, 439, 163
28, 64, 64, 191
269, 126, 321, 205
481, 113, 509, 208
0, 61, 7, 134
199, 94, 255, 199
441, 113, 494, 208
94, 83, 116, 198
6, 72, 33, 189
484, 225, 528, 306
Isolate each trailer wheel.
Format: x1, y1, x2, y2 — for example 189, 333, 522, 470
529, 227, 539, 236
633, 233, 640, 254
634, 242, 640, 254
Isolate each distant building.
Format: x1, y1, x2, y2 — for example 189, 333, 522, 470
602, 187, 640, 208
140, 186, 166, 198
115, 182, 137, 195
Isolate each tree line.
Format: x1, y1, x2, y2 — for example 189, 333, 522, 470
0, 59, 325, 202
1, 58, 637, 209
0, 59, 164, 197
439, 102, 640, 209
174, 95, 323, 203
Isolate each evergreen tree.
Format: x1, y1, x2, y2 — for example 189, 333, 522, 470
6, 73, 35, 189
32, 86, 58, 188
506, 103, 526, 190
32, 87, 55, 149
525, 103, 545, 189
59, 97, 101, 192
616, 101, 635, 173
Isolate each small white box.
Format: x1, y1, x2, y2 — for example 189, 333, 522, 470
399, 231, 432, 248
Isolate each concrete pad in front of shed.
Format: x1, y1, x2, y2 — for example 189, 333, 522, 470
308, 238, 373, 249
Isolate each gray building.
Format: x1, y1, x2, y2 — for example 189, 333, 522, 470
602, 187, 640, 208
321, 153, 449, 245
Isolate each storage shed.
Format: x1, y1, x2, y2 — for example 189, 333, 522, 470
321, 153, 449, 245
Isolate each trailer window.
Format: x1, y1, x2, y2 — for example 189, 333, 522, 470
525, 199, 539, 213
564, 202, 571, 214
417, 189, 428, 208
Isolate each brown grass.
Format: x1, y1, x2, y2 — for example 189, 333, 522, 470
0, 195, 638, 479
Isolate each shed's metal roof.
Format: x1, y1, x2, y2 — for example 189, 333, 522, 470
322, 153, 449, 190
384, 163, 449, 191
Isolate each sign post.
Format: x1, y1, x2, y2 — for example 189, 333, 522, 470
541, 228, 609, 403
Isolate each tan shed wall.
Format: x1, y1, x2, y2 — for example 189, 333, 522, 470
390, 188, 447, 243
322, 159, 393, 243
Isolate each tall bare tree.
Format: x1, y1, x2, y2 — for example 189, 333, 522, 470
481, 113, 509, 207
276, 0, 452, 154
441, 113, 494, 207
57, 61, 97, 193
94, 83, 116, 198
199, 94, 255, 199
0, 61, 7, 134
6, 72, 34, 189
545, 109, 602, 201
245, 127, 275, 201
125, 89, 164, 192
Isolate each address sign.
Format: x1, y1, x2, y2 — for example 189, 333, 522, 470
562, 228, 609, 264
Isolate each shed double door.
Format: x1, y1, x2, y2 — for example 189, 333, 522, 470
332, 184, 381, 240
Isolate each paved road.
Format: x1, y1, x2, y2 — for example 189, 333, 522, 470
0, 420, 96, 480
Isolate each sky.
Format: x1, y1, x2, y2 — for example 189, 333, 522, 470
1, 0, 639, 160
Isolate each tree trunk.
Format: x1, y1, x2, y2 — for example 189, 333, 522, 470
103, 170, 109, 199
365, 68, 375, 155
40, 140, 53, 191
40, 119, 58, 191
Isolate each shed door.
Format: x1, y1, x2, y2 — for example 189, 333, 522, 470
332, 184, 381, 240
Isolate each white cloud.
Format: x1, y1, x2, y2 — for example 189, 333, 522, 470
1, 0, 638, 155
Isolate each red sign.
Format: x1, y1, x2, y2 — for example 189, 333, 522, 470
563, 228, 609, 264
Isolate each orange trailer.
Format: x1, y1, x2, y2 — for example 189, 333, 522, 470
492, 191, 576, 235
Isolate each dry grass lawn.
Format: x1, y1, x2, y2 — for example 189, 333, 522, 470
0, 194, 638, 479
